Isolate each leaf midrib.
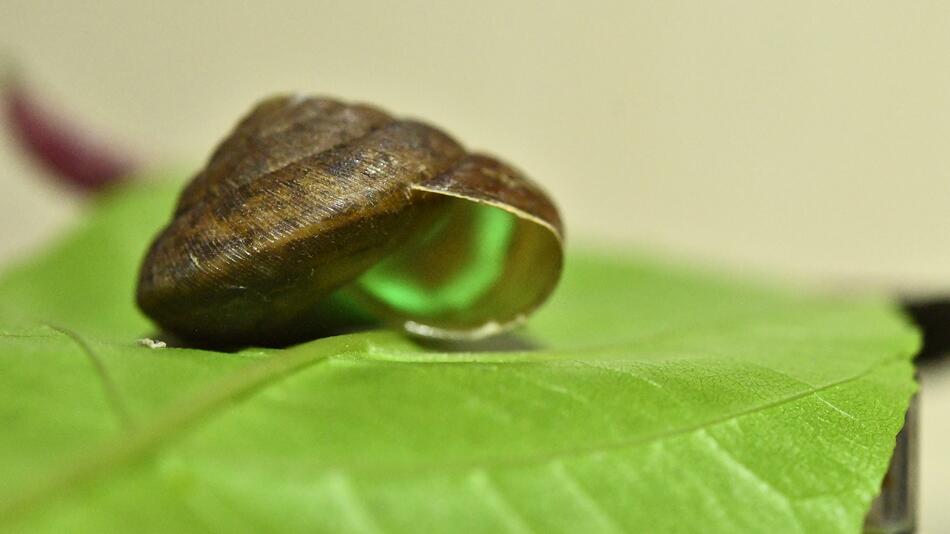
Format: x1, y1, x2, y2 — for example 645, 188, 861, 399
332, 360, 891, 480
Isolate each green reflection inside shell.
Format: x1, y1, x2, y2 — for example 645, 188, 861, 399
357, 204, 516, 317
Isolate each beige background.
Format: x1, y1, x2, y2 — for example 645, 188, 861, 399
1, 1, 948, 531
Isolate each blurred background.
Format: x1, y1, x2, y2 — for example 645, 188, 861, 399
0, 1, 947, 530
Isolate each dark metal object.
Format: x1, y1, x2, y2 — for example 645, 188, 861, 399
865, 391, 918, 533
903, 297, 950, 362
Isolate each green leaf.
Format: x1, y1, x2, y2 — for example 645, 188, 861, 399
0, 180, 918, 533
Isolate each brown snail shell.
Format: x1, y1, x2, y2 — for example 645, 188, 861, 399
136, 95, 563, 347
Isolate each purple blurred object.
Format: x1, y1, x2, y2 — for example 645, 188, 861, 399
3, 78, 137, 192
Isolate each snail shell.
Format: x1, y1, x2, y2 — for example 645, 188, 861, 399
136, 95, 563, 346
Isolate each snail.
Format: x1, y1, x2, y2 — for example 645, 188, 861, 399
136, 95, 563, 347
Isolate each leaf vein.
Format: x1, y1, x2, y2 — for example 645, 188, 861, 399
696, 429, 804, 533
467, 469, 535, 534
327, 472, 386, 534
548, 462, 622, 533
49, 325, 134, 430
